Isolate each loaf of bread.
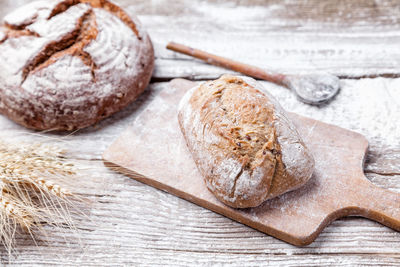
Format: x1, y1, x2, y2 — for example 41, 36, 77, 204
178, 75, 315, 208
0, 0, 154, 130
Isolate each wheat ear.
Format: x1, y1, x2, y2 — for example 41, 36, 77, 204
0, 141, 78, 255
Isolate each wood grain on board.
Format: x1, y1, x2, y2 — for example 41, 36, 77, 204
0, 0, 399, 265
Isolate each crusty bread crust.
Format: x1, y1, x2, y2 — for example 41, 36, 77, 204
0, 0, 154, 130
178, 75, 314, 208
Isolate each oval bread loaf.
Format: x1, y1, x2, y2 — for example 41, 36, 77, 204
0, 0, 154, 130
178, 75, 315, 208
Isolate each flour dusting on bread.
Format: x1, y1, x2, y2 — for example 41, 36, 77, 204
178, 75, 314, 208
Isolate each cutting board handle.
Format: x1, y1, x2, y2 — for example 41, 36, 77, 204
349, 177, 400, 231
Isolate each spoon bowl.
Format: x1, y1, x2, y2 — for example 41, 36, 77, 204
283, 74, 341, 105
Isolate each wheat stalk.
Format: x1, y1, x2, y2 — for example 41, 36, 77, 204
0, 141, 77, 254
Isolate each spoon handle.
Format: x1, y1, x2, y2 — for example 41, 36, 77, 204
167, 42, 286, 86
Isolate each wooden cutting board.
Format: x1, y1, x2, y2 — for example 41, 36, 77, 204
103, 79, 400, 246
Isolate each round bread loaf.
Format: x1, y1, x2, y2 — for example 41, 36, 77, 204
178, 75, 315, 208
0, 0, 154, 130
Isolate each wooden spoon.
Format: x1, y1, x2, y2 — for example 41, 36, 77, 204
166, 42, 340, 105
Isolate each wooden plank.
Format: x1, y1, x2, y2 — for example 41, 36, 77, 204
148, 26, 400, 79
2, 0, 400, 79
130, 0, 400, 79
2, 160, 400, 265
0, 78, 398, 175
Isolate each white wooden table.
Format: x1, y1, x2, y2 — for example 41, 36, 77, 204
1, 0, 400, 265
